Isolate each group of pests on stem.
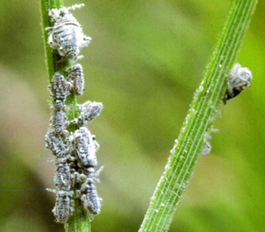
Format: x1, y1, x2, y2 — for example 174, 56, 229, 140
44, 4, 103, 223
43, 1, 253, 225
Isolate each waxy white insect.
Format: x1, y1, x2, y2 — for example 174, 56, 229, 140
67, 63, 84, 95
50, 109, 67, 133
73, 127, 98, 167
54, 158, 71, 191
81, 181, 101, 215
46, 4, 91, 61
49, 73, 69, 109
79, 170, 101, 215
45, 131, 65, 156
66, 101, 103, 127
223, 63, 252, 104
52, 190, 74, 223
77, 101, 103, 126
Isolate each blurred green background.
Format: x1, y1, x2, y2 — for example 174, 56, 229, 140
0, 0, 264, 231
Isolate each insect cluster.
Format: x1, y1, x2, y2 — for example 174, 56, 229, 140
44, 4, 103, 223
223, 63, 252, 104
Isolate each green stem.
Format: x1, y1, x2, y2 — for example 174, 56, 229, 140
64, 199, 91, 232
39, 0, 63, 81
138, 0, 257, 232
39, 0, 91, 231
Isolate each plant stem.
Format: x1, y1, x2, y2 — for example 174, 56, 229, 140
39, 0, 91, 231
138, 0, 258, 231
64, 199, 91, 232
39, 0, 63, 81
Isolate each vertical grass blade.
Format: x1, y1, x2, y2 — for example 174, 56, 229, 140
138, 0, 258, 231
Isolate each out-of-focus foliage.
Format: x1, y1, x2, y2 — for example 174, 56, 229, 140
0, 0, 263, 231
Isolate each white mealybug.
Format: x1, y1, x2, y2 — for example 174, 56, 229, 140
54, 158, 71, 191
77, 101, 103, 126
73, 127, 98, 167
52, 190, 74, 223
81, 183, 101, 215
67, 63, 84, 95
80, 173, 101, 215
223, 63, 252, 104
45, 131, 65, 156
46, 4, 91, 61
49, 73, 69, 109
50, 109, 67, 134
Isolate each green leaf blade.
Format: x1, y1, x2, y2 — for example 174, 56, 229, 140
139, 1, 258, 231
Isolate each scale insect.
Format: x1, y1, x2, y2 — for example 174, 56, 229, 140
223, 63, 252, 104
52, 190, 74, 223
49, 73, 69, 110
46, 4, 91, 61
77, 101, 103, 126
81, 182, 101, 215
50, 109, 67, 134
66, 63, 84, 95
45, 131, 65, 157
80, 173, 102, 215
54, 158, 71, 191
73, 127, 99, 168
